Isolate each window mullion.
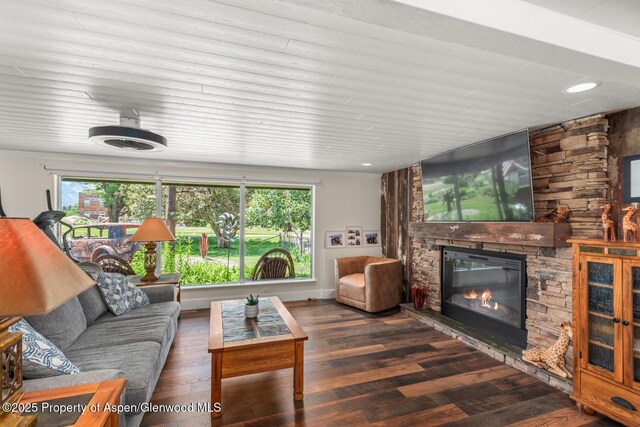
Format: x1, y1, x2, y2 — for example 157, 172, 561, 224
239, 183, 246, 283
155, 177, 162, 276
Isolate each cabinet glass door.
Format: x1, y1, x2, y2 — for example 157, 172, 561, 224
631, 266, 640, 385
585, 259, 618, 375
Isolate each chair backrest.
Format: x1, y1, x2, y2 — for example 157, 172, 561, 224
250, 248, 296, 281
93, 255, 136, 276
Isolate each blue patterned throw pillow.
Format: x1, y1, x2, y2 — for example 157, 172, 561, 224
9, 319, 80, 376
91, 272, 150, 315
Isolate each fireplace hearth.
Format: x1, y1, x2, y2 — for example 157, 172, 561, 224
442, 247, 527, 347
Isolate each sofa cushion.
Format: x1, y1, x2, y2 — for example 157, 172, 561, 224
66, 342, 163, 413
68, 316, 175, 352
91, 272, 149, 315
339, 273, 366, 302
78, 261, 103, 276
95, 301, 180, 324
25, 296, 87, 351
77, 286, 108, 326
10, 319, 80, 378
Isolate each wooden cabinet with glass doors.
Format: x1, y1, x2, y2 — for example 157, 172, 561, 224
570, 239, 640, 425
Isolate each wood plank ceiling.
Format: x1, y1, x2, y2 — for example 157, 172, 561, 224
0, 0, 639, 172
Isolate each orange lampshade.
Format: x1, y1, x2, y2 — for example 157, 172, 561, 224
0, 218, 95, 318
129, 218, 176, 243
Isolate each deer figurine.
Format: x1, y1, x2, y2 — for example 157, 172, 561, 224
622, 205, 638, 242
600, 203, 616, 242
522, 321, 573, 378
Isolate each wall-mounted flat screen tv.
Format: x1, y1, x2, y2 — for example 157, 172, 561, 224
421, 129, 534, 222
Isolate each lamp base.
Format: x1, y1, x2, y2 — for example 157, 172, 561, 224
141, 241, 159, 282
1, 318, 36, 426
140, 272, 159, 282
0, 411, 37, 427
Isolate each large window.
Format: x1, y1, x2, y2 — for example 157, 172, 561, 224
59, 177, 313, 286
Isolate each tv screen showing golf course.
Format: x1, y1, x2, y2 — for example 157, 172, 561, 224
421, 130, 534, 222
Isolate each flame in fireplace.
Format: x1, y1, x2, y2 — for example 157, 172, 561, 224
464, 289, 478, 299
463, 288, 499, 310
480, 288, 492, 308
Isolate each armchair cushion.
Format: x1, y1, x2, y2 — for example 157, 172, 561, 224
338, 273, 365, 302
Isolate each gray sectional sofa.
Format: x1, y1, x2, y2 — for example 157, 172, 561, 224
23, 282, 179, 427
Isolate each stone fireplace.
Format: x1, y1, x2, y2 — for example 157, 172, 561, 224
382, 109, 640, 391
380, 113, 614, 390
409, 220, 572, 356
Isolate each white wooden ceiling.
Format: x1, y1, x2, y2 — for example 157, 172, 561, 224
0, 0, 639, 172
522, 0, 640, 39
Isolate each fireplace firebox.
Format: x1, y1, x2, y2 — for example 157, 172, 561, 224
442, 247, 527, 348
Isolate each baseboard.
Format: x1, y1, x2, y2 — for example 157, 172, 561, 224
180, 289, 336, 310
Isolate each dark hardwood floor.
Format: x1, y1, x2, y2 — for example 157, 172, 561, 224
142, 300, 619, 426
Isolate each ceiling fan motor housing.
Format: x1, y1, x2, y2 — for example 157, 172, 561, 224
89, 117, 167, 152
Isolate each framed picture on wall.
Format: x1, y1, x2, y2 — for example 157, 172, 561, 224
363, 230, 381, 246
624, 154, 640, 202
345, 226, 363, 247
325, 231, 346, 248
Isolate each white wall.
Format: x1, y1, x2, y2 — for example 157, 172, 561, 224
0, 150, 382, 309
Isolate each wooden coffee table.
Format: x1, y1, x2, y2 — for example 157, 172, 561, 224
208, 296, 308, 418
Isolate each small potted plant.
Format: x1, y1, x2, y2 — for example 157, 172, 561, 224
245, 294, 260, 318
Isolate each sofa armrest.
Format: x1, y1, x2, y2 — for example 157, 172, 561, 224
23, 369, 125, 393
140, 284, 178, 304
364, 259, 403, 312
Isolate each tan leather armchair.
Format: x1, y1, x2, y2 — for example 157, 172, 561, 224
334, 256, 402, 312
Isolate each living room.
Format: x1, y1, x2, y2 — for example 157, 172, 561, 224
1, 1, 639, 426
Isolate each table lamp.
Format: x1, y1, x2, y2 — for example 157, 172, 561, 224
129, 218, 176, 282
0, 218, 95, 425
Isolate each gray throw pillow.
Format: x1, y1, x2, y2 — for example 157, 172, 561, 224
9, 319, 80, 378
91, 272, 150, 315
25, 296, 87, 351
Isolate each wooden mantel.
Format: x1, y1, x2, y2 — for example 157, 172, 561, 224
408, 222, 572, 248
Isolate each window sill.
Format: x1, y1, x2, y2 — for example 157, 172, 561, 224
180, 278, 317, 291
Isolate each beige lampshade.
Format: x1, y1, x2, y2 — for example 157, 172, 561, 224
129, 218, 176, 242
0, 218, 96, 318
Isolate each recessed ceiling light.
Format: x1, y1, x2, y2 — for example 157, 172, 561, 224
361, 163, 372, 166
564, 82, 600, 94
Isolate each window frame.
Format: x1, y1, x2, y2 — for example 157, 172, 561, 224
58, 174, 316, 286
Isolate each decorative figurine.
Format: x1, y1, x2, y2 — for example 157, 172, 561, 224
600, 203, 616, 242
622, 205, 638, 242
522, 321, 573, 378
534, 206, 571, 223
